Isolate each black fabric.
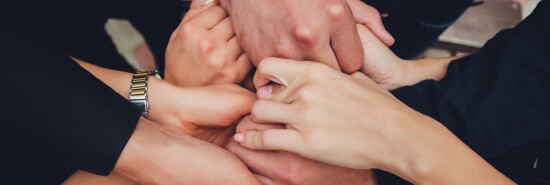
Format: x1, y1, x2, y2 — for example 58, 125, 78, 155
377, 1, 550, 184
0, 25, 141, 183
3, 0, 184, 75
364, 0, 474, 59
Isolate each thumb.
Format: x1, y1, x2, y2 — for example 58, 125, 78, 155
346, 0, 395, 46
234, 129, 304, 152
190, 0, 218, 9
183, 0, 219, 22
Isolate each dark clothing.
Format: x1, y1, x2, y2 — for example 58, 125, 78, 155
1, 1, 183, 184
0, 23, 142, 185
364, 0, 476, 59
3, 0, 184, 74
378, 1, 550, 184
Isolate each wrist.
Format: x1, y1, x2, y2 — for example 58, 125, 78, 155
374, 112, 448, 184
146, 77, 186, 131
113, 117, 169, 183
378, 58, 410, 90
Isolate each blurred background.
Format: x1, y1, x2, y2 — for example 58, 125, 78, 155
104, 0, 540, 71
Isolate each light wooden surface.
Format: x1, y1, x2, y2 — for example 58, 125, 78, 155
438, 0, 522, 49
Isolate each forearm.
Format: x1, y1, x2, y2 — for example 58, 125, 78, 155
387, 116, 514, 185
398, 56, 462, 87
74, 58, 180, 123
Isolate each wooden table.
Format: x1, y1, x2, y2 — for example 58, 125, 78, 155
434, 0, 523, 53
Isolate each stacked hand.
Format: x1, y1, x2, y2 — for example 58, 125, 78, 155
165, 0, 251, 86
232, 58, 514, 185
220, 0, 394, 73
227, 116, 376, 185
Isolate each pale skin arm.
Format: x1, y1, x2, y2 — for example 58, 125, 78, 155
356, 23, 463, 90
235, 58, 515, 185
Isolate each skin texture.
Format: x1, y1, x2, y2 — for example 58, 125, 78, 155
69, 60, 260, 184
355, 24, 463, 90
115, 117, 260, 185
227, 116, 377, 185
219, 0, 393, 74
234, 58, 515, 185
165, 1, 252, 86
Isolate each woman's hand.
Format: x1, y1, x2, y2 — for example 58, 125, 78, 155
356, 24, 463, 90
227, 116, 376, 185
233, 58, 514, 185
147, 78, 256, 146
75, 60, 256, 147
164, 2, 252, 86
115, 118, 260, 185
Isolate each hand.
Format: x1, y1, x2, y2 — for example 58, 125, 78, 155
165, 1, 251, 86
356, 24, 460, 90
114, 117, 260, 185
148, 78, 256, 146
233, 58, 513, 184
227, 116, 376, 185
356, 24, 405, 90
220, 0, 377, 73
234, 58, 412, 170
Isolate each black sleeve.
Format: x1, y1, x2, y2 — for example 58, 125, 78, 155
112, 0, 185, 75
391, 0, 550, 159
0, 26, 141, 176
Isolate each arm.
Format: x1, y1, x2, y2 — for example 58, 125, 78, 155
355, 23, 461, 90
2, 25, 140, 177
219, 0, 393, 73
234, 58, 514, 185
390, 1, 550, 158
74, 58, 256, 146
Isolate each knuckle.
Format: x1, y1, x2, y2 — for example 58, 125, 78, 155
181, 22, 198, 39
205, 56, 225, 70
212, 6, 228, 17
325, 1, 349, 20
285, 165, 305, 185
199, 37, 217, 55
293, 25, 318, 46
305, 63, 331, 78
224, 70, 239, 82
274, 43, 295, 59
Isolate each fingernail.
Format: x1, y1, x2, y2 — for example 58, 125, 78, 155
234, 134, 245, 142
257, 85, 273, 99
204, 0, 214, 5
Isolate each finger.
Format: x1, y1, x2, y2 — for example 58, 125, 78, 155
211, 18, 235, 42
254, 174, 274, 185
347, 0, 395, 46
235, 54, 253, 83
237, 116, 285, 133
227, 140, 281, 179
227, 37, 244, 60
234, 129, 303, 152
250, 100, 298, 124
253, 57, 304, 90
184, 0, 219, 23
330, 18, 364, 74
351, 72, 369, 80
256, 83, 289, 102
190, 0, 218, 9
186, 6, 228, 30
306, 44, 341, 71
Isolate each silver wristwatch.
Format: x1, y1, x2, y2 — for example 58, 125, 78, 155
129, 69, 161, 118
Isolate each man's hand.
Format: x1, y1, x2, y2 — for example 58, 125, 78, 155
220, 0, 367, 73
165, 1, 252, 86
227, 116, 377, 185
114, 117, 260, 185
